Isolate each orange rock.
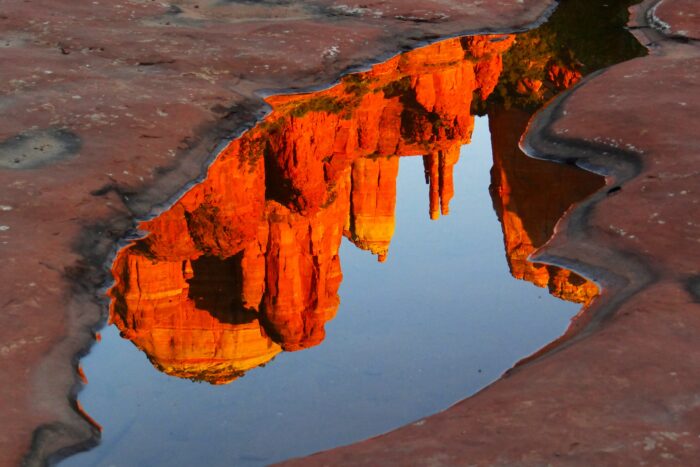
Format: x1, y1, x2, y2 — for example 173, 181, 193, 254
488, 105, 603, 304
137, 137, 267, 261
261, 34, 513, 214
240, 224, 269, 312
108, 34, 596, 385
423, 153, 441, 220
260, 172, 348, 351
346, 157, 399, 259
462, 35, 516, 59
516, 77, 544, 95
423, 144, 461, 220
438, 145, 461, 216
110, 253, 282, 385
547, 63, 582, 89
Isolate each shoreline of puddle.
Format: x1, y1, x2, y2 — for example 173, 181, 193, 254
56, 1, 652, 464
12, 0, 668, 464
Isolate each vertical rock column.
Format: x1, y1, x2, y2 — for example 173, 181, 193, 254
422, 144, 461, 220
346, 157, 400, 262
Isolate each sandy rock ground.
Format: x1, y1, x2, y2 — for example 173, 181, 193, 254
1, 0, 699, 465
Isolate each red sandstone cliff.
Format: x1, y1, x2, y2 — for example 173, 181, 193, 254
422, 144, 462, 220
108, 36, 516, 382
263, 35, 514, 214
346, 157, 399, 262
107, 34, 597, 384
110, 253, 282, 385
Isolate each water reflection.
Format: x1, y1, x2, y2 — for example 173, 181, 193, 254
489, 106, 602, 304
110, 33, 601, 384
64, 1, 647, 464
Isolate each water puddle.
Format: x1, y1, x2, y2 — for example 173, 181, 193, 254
64, 0, 644, 465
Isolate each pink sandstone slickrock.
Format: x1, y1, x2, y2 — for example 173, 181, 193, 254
654, 0, 700, 39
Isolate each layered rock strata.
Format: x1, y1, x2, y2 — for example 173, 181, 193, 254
110, 36, 512, 381
109, 35, 596, 385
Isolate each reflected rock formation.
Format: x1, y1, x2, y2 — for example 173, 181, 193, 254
108, 33, 602, 384
110, 254, 282, 384
488, 106, 602, 304
347, 156, 399, 261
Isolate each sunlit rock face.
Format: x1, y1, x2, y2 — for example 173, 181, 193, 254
423, 145, 462, 220
110, 253, 282, 385
488, 106, 602, 304
260, 35, 514, 214
135, 138, 268, 261
346, 157, 399, 261
261, 173, 349, 351
108, 32, 600, 384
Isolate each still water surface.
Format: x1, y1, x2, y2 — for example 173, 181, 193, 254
64, 0, 644, 463
67, 118, 587, 467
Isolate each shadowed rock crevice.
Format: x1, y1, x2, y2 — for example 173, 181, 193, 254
186, 254, 262, 324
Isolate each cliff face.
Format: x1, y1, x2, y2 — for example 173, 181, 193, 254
108, 33, 599, 384
422, 144, 462, 220
261, 176, 349, 351
261, 35, 514, 213
482, 19, 603, 306
137, 138, 268, 261
108, 36, 515, 383
488, 105, 603, 304
347, 157, 399, 261
110, 253, 282, 385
